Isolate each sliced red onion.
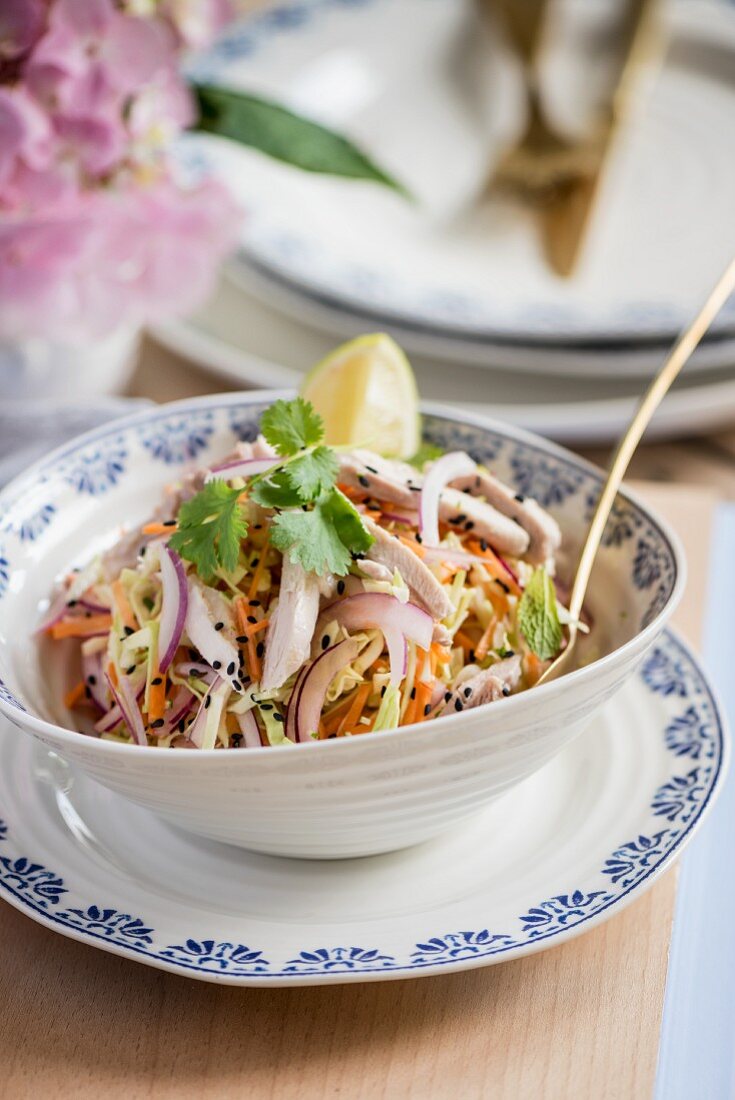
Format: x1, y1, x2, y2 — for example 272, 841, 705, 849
189, 678, 230, 749
105, 672, 147, 747
380, 510, 419, 526
419, 452, 477, 546
236, 709, 261, 748
78, 595, 111, 614
36, 587, 72, 635
158, 546, 188, 672
95, 677, 145, 733
81, 651, 107, 712
205, 457, 279, 483
175, 660, 217, 684
317, 593, 433, 688
184, 579, 239, 677
157, 685, 197, 737
421, 545, 520, 589
286, 638, 362, 744
495, 552, 521, 588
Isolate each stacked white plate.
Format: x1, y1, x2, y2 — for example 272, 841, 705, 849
153, 0, 735, 442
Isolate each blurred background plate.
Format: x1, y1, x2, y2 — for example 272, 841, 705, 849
184, 0, 735, 349
149, 273, 735, 445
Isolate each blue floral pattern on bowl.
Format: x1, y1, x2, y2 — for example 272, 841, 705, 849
0, 631, 724, 981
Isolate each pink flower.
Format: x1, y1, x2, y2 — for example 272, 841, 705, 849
0, 87, 51, 192
0, 0, 47, 63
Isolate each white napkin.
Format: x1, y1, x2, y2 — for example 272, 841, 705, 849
0, 397, 152, 488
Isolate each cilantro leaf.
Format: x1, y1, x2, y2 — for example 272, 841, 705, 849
270, 488, 374, 576
260, 397, 323, 456
250, 468, 303, 510
285, 445, 339, 501
169, 480, 247, 581
517, 567, 563, 660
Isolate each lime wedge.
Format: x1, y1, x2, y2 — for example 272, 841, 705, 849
300, 334, 420, 459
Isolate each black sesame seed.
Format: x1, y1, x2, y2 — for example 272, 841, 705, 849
256, 642, 265, 658
454, 699, 463, 712
226, 661, 235, 676
444, 691, 452, 702
463, 686, 472, 698
452, 514, 467, 525
328, 732, 337, 739
410, 686, 417, 700
468, 649, 476, 663
86, 675, 97, 686
188, 648, 198, 661
352, 551, 365, 560
358, 475, 370, 488
380, 685, 387, 697
253, 523, 263, 530
178, 719, 186, 733
365, 465, 378, 474
409, 484, 421, 492
236, 635, 248, 644
337, 580, 345, 596
424, 704, 432, 716
480, 538, 488, 552
126, 665, 136, 675
497, 580, 510, 594
151, 676, 163, 686
66, 598, 78, 608
231, 733, 243, 748
232, 680, 242, 691
251, 557, 260, 568
301, 504, 308, 512
502, 685, 511, 697
188, 667, 199, 676
163, 519, 177, 527
273, 713, 284, 723
204, 696, 211, 709
321, 634, 330, 650
247, 615, 257, 624
150, 718, 165, 729
415, 533, 423, 544
249, 599, 260, 607
124, 625, 134, 636
260, 703, 274, 711
212, 660, 222, 670
84, 685, 91, 699
214, 621, 224, 632
464, 520, 475, 531
514, 493, 525, 503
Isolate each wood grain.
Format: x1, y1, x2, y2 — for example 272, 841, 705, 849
0, 457, 717, 1100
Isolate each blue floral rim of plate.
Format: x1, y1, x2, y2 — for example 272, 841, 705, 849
0, 393, 680, 719
0, 630, 726, 982
179, 0, 735, 342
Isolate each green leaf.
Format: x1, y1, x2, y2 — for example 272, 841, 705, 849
260, 397, 324, 456
270, 489, 374, 577
285, 446, 339, 501
250, 468, 303, 510
408, 442, 443, 470
193, 85, 408, 196
517, 567, 563, 661
169, 480, 247, 581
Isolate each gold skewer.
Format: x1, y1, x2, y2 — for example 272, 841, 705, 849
537, 256, 735, 685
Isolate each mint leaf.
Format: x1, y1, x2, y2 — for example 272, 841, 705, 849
260, 397, 323, 456
517, 568, 563, 660
193, 86, 409, 196
169, 480, 247, 581
285, 446, 339, 501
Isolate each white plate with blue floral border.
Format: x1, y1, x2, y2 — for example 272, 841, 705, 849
181, 0, 735, 346
0, 630, 726, 986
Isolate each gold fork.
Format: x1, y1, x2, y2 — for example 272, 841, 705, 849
537, 255, 735, 687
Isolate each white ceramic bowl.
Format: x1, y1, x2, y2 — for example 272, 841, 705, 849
0, 394, 685, 858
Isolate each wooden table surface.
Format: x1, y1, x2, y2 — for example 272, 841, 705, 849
1, 339, 731, 1099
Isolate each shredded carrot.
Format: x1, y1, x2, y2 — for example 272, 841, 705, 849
336, 483, 362, 500
337, 683, 371, 736
107, 662, 118, 688
454, 630, 478, 655
524, 652, 543, 685
248, 546, 268, 599
64, 680, 86, 709
466, 540, 522, 596
141, 522, 177, 536
402, 689, 419, 726
111, 579, 137, 631
398, 535, 426, 559
475, 616, 499, 662
414, 680, 433, 723
240, 617, 270, 639
148, 671, 166, 722
484, 584, 509, 618
226, 713, 240, 736
50, 614, 112, 640
237, 598, 263, 681
431, 642, 451, 665
321, 693, 357, 737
